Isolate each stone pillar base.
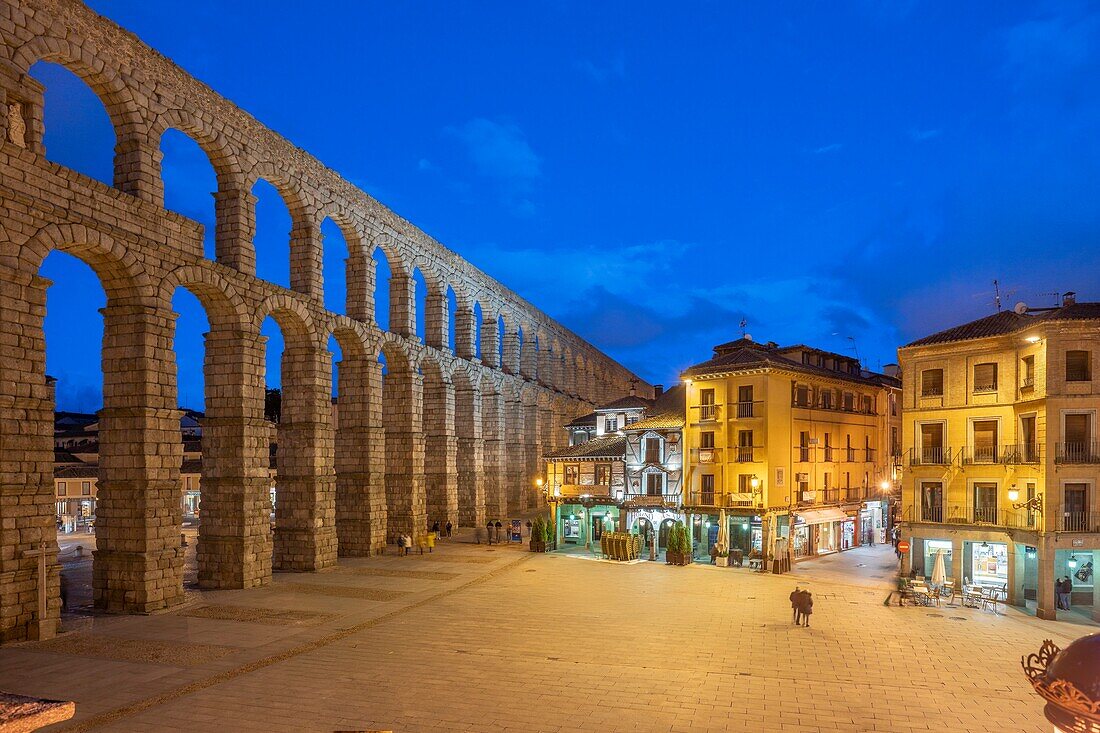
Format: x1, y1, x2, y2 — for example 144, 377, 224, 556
273, 526, 338, 572
92, 547, 185, 613
197, 533, 272, 589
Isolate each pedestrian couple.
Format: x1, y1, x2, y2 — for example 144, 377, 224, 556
396, 533, 413, 556
1056, 576, 1073, 610
789, 586, 814, 627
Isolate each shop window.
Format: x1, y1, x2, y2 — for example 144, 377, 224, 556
921, 369, 944, 397
972, 542, 1008, 586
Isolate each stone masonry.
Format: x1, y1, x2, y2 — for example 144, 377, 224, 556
0, 0, 649, 642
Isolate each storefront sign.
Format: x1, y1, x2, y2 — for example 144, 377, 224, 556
1072, 539, 1084, 547
897, 540, 910, 554
510, 519, 522, 542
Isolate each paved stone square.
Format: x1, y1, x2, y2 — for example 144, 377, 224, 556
0, 538, 1094, 732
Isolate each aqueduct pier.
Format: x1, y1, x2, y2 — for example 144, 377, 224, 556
0, 0, 648, 642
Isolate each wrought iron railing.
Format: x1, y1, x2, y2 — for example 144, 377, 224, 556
909, 446, 951, 466
1056, 442, 1100, 464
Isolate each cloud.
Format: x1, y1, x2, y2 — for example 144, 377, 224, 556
813, 143, 843, 154
908, 127, 941, 141
1001, 9, 1097, 79
447, 118, 542, 181
417, 157, 435, 172
576, 54, 626, 83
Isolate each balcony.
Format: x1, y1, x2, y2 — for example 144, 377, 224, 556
1061, 512, 1100, 532
732, 446, 758, 463
690, 447, 722, 464
734, 401, 759, 418
1020, 376, 1035, 389
909, 446, 952, 466
624, 492, 681, 507
865, 448, 876, 462
960, 444, 1041, 465
693, 404, 721, 422
686, 491, 755, 508
845, 448, 857, 463
842, 487, 867, 502
1056, 442, 1100, 464
914, 504, 1036, 529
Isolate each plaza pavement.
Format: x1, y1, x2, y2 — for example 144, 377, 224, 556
1, 536, 1094, 732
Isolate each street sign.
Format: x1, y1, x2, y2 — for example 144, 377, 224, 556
897, 539, 910, 554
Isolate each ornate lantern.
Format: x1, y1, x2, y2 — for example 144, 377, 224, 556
1022, 634, 1100, 732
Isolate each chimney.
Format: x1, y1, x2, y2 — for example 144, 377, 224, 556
653, 384, 664, 398
1063, 291, 1077, 307
883, 363, 901, 378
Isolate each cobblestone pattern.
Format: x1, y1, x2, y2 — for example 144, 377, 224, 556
0, 0, 648, 642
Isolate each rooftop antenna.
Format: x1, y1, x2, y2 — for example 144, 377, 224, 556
1036, 291, 1061, 308
739, 318, 748, 338
847, 336, 861, 363
993, 280, 1002, 312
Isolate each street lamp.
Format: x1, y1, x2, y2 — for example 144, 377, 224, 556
1009, 485, 1045, 516
1023, 635, 1100, 732
880, 480, 890, 492
749, 475, 760, 491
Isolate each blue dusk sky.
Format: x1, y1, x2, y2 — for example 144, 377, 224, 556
35, 0, 1100, 411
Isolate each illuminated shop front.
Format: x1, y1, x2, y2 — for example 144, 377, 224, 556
971, 541, 1008, 587
792, 507, 847, 559
552, 498, 622, 549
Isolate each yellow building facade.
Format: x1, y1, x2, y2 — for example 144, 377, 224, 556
682, 338, 901, 568
898, 294, 1100, 620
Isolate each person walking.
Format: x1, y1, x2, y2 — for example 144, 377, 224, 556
790, 586, 802, 624
403, 533, 412, 556
800, 590, 814, 627
445, 521, 453, 538
426, 531, 435, 554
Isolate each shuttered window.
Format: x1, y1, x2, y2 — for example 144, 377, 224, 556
1067, 350, 1091, 382
921, 369, 943, 396
973, 363, 997, 392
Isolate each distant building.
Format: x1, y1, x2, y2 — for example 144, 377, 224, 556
681, 337, 901, 568
898, 293, 1100, 620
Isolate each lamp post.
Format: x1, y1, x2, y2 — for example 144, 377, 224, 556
1022, 634, 1100, 732
1009, 485, 1045, 516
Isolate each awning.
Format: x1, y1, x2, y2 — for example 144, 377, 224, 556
794, 507, 849, 525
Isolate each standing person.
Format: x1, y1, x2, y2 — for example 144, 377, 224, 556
426, 531, 435, 554
495, 520, 503, 544
446, 521, 453, 538
396, 533, 406, 556
1056, 577, 1066, 609
1059, 577, 1073, 611
486, 522, 494, 545
475, 525, 483, 544
403, 534, 412, 556
789, 586, 802, 624
801, 591, 814, 627
432, 521, 440, 539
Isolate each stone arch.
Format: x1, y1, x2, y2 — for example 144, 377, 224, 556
151, 107, 243, 189
253, 292, 320, 349
314, 207, 369, 321
247, 160, 320, 297
18, 223, 154, 302
158, 265, 251, 333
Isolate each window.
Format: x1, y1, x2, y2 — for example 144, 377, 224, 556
737, 385, 754, 417
973, 482, 997, 523
646, 473, 663, 496
1021, 355, 1036, 388
891, 426, 899, 457
824, 433, 833, 462
185, 476, 193, 490
842, 392, 854, 411
794, 385, 810, 407
605, 416, 618, 433
920, 482, 943, 522
919, 423, 945, 464
625, 415, 638, 426
700, 431, 715, 449
861, 395, 872, 414
889, 393, 897, 416
737, 430, 753, 462
1025, 482, 1037, 527
644, 437, 661, 464
1021, 416, 1038, 462
799, 431, 810, 462
699, 388, 717, 420
1063, 413, 1092, 462
1063, 483, 1089, 531
921, 369, 944, 397
57, 481, 66, 497
564, 465, 579, 485
973, 363, 997, 393
81, 481, 91, 496
971, 419, 999, 463
1067, 350, 1092, 382
594, 464, 610, 486
845, 434, 854, 462
820, 390, 833, 410
700, 474, 715, 504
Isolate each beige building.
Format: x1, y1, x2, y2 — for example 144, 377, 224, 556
898, 293, 1100, 620
682, 338, 901, 568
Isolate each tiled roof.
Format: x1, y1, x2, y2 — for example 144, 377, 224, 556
622, 412, 684, 431
595, 395, 653, 412
566, 411, 597, 428
905, 301, 1100, 347
544, 435, 627, 460
55, 465, 98, 479
684, 340, 896, 388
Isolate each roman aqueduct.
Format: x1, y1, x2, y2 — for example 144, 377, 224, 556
0, 0, 648, 642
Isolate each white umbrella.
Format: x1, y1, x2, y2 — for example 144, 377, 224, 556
931, 549, 947, 587
716, 509, 729, 555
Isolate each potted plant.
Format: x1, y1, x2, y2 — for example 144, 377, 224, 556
665, 521, 693, 566
715, 547, 730, 567
529, 516, 552, 552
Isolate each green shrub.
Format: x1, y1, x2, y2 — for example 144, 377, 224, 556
667, 521, 689, 554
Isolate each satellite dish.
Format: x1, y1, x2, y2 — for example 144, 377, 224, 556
1014, 302, 1028, 314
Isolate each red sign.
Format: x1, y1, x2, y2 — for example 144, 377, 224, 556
897, 540, 910, 554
